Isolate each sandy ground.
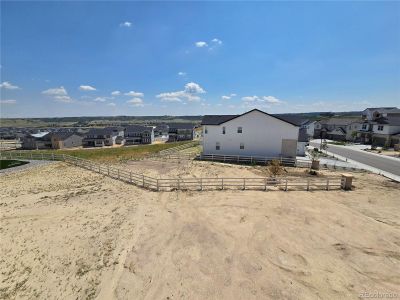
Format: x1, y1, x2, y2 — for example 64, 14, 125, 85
1, 162, 399, 299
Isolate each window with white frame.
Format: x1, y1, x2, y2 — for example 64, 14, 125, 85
240, 143, 244, 150
222, 127, 226, 134
377, 125, 384, 131
237, 126, 242, 133
216, 142, 220, 150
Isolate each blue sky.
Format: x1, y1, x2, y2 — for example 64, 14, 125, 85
1, 1, 399, 117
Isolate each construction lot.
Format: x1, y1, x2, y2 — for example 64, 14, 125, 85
1, 158, 399, 299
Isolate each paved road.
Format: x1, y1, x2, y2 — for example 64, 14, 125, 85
310, 142, 400, 176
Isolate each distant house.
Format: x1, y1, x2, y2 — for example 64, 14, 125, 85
21, 132, 52, 149
154, 124, 169, 141
297, 128, 309, 156
314, 118, 363, 141
300, 120, 316, 138
82, 127, 124, 147
362, 107, 399, 121
168, 123, 195, 142
370, 116, 400, 147
201, 109, 299, 158
124, 125, 154, 145
51, 132, 83, 149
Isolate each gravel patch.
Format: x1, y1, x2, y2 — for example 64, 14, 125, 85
0, 160, 57, 176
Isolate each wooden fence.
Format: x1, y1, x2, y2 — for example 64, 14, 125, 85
1, 151, 348, 192
198, 154, 296, 166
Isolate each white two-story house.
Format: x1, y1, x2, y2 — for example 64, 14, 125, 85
201, 109, 300, 158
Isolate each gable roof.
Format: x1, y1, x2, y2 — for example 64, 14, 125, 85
374, 116, 400, 126
51, 132, 79, 140
201, 109, 300, 126
168, 123, 195, 130
125, 125, 153, 133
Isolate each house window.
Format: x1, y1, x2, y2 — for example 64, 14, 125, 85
377, 125, 384, 131
216, 142, 220, 150
237, 127, 242, 133
222, 127, 226, 134
362, 124, 367, 130
240, 143, 244, 150
204, 127, 208, 134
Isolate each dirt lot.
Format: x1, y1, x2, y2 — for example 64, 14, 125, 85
1, 161, 399, 299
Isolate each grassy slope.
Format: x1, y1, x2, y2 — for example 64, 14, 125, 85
17, 141, 191, 162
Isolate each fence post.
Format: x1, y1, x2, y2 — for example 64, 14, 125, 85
63, 154, 65, 161
142, 175, 145, 187
52, 153, 55, 160
221, 178, 224, 190
307, 179, 310, 191
31, 153, 33, 159
326, 178, 329, 191
177, 179, 180, 190
108, 165, 110, 176
156, 179, 159, 191
130, 172, 132, 183
41, 153, 44, 160
243, 178, 246, 190
98, 165, 101, 173
264, 178, 267, 191
118, 169, 120, 179
200, 178, 203, 191
285, 179, 288, 191
341, 173, 353, 190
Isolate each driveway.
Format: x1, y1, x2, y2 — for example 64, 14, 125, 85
310, 141, 400, 177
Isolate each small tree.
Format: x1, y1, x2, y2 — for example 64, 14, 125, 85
267, 159, 283, 177
308, 148, 321, 162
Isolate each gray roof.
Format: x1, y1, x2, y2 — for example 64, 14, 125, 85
86, 127, 119, 135
201, 109, 301, 126
51, 132, 78, 140
125, 125, 153, 133
375, 116, 400, 126
364, 107, 397, 111
318, 118, 362, 126
168, 123, 195, 130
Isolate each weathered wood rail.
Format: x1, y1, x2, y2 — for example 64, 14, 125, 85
1, 151, 350, 192
198, 154, 296, 166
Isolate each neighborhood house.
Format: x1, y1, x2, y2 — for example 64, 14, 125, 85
82, 127, 124, 147
201, 109, 300, 158
124, 125, 154, 145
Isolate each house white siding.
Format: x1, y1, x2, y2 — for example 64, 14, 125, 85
202, 110, 299, 157
372, 124, 400, 135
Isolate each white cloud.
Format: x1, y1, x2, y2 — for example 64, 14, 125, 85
93, 97, 107, 102
263, 96, 282, 104
0, 99, 17, 104
0, 81, 20, 90
124, 91, 144, 97
42, 86, 67, 96
79, 85, 96, 91
195, 41, 208, 48
156, 82, 206, 103
241, 95, 282, 105
178, 71, 187, 76
107, 102, 116, 107
120, 21, 132, 27
54, 95, 74, 103
211, 38, 222, 45
221, 93, 237, 100
111, 90, 121, 96
127, 98, 144, 107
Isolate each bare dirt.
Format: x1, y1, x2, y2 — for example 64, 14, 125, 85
1, 161, 399, 299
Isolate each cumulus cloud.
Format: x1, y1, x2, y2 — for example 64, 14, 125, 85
211, 38, 222, 45
42, 86, 67, 96
111, 90, 121, 96
93, 97, 107, 102
221, 93, 237, 100
54, 95, 74, 103
107, 102, 116, 107
120, 21, 132, 27
242, 95, 282, 104
0, 81, 20, 90
0, 99, 17, 104
195, 41, 208, 48
127, 98, 144, 107
124, 91, 144, 97
79, 85, 96, 91
156, 82, 206, 103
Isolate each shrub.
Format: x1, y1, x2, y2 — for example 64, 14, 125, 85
267, 159, 283, 177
